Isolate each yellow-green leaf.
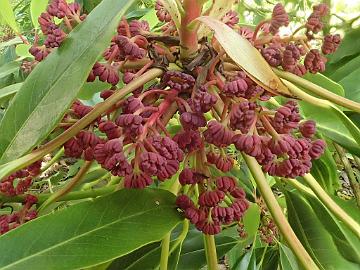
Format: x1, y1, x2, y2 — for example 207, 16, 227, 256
0, 0, 19, 33
30, 0, 49, 29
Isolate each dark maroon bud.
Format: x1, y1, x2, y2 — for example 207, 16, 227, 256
204, 120, 234, 148
100, 90, 115, 100
282, 44, 301, 72
173, 130, 203, 153
47, 0, 68, 19
122, 96, 143, 114
147, 135, 184, 162
29, 46, 50, 62
306, 13, 323, 34
230, 188, 246, 199
309, 139, 325, 159
124, 171, 153, 189
123, 71, 136, 84
238, 27, 254, 42
128, 20, 150, 36
179, 168, 194, 185
180, 112, 207, 130
87, 69, 96, 82
272, 101, 300, 133
233, 134, 263, 157
115, 35, 146, 59
115, 114, 143, 138
304, 49, 327, 74
67, 2, 81, 17
24, 194, 38, 206
26, 160, 42, 176
232, 199, 249, 220
38, 12, 56, 35
230, 101, 257, 133
212, 206, 234, 224
139, 152, 167, 176
15, 177, 32, 195
261, 46, 282, 67
199, 221, 221, 235
155, 1, 172, 22
76, 131, 101, 148
105, 153, 133, 176
322, 34, 341, 55
103, 42, 123, 62
157, 159, 179, 180
162, 71, 195, 92
92, 62, 119, 85
176, 194, 194, 210
99, 121, 121, 139
221, 10, 239, 28
313, 3, 330, 17
207, 152, 234, 172
64, 137, 84, 158
223, 77, 248, 97
270, 3, 289, 34
185, 207, 201, 224
198, 190, 225, 207
291, 64, 307, 77
44, 27, 66, 48
268, 135, 294, 155
192, 87, 217, 113
93, 139, 123, 165
72, 100, 93, 118
216, 176, 237, 192
299, 120, 316, 138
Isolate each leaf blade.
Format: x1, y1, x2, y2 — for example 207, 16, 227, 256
30, 0, 49, 28
0, 189, 182, 270
0, 0, 19, 32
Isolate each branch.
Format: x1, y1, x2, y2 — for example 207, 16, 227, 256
242, 154, 319, 270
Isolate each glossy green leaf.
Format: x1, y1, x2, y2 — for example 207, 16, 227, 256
0, 82, 23, 104
242, 203, 260, 238
279, 243, 299, 270
285, 191, 359, 270
305, 194, 360, 264
302, 72, 344, 97
0, 61, 20, 79
15, 44, 33, 58
0, 189, 182, 270
231, 249, 257, 270
30, 0, 49, 28
310, 145, 340, 194
0, 0, 19, 32
197, 16, 291, 96
77, 80, 111, 100
0, 0, 136, 164
299, 100, 360, 156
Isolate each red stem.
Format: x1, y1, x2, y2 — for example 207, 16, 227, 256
180, 0, 203, 60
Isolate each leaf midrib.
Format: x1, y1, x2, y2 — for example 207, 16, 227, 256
1, 205, 172, 269
0, 0, 131, 161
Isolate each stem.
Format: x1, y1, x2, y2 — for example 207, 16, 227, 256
242, 154, 319, 270
333, 143, 360, 207
0, 69, 163, 180
252, 19, 270, 42
274, 68, 360, 114
179, 0, 202, 60
302, 173, 360, 239
203, 234, 218, 270
0, 185, 117, 204
41, 147, 65, 173
160, 233, 171, 270
38, 161, 93, 213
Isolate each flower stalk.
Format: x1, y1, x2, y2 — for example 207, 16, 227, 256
242, 154, 319, 270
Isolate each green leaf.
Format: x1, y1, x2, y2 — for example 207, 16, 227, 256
310, 145, 340, 194
77, 80, 111, 100
0, 82, 23, 104
305, 194, 360, 264
302, 72, 344, 97
0, 189, 182, 270
0, 0, 19, 32
299, 100, 360, 156
197, 16, 290, 97
15, 44, 33, 58
328, 28, 360, 64
231, 249, 257, 270
242, 203, 260, 238
0, 61, 20, 79
279, 243, 299, 270
0, 0, 136, 164
30, 0, 49, 28
0, 37, 22, 50
285, 191, 359, 270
